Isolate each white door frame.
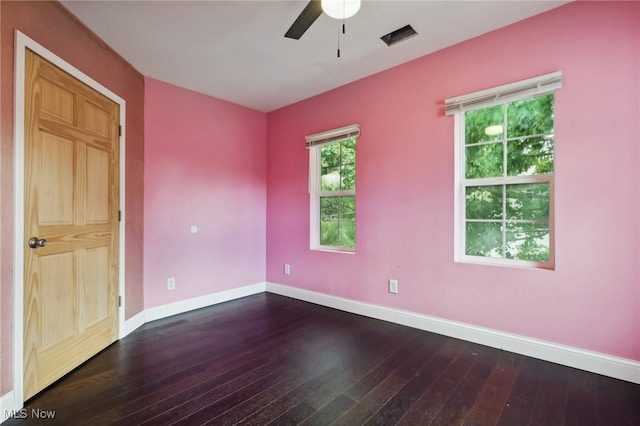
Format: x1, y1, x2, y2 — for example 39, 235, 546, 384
12, 31, 127, 406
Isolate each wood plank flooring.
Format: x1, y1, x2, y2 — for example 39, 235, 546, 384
5, 293, 639, 425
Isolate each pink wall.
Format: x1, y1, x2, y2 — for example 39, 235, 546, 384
144, 78, 266, 308
0, 1, 145, 394
266, 2, 640, 361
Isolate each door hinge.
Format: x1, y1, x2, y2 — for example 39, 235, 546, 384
118, 125, 122, 137
118, 295, 122, 307
118, 210, 122, 222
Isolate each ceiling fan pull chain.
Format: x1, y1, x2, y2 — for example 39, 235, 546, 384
337, 23, 341, 58
339, 0, 345, 57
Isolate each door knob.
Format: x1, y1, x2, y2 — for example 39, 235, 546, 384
28, 237, 47, 249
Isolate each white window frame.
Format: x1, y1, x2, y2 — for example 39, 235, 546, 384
307, 124, 359, 253
447, 72, 562, 269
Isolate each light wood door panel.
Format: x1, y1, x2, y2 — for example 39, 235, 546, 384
37, 132, 75, 225
23, 49, 119, 400
86, 147, 110, 224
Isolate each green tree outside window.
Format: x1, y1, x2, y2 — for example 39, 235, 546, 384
463, 94, 554, 262
319, 139, 356, 248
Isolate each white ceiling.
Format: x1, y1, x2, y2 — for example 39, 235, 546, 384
62, 0, 569, 112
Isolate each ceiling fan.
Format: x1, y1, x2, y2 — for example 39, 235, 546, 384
284, 0, 361, 40
284, 0, 322, 39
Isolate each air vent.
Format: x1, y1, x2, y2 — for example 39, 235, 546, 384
380, 24, 418, 47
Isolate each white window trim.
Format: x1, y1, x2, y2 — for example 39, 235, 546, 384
445, 71, 562, 115
307, 125, 359, 253
449, 74, 561, 269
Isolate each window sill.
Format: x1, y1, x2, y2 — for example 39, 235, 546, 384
455, 255, 554, 271
311, 247, 356, 255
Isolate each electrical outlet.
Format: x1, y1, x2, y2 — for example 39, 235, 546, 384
388, 279, 398, 294
167, 277, 176, 290
284, 264, 291, 275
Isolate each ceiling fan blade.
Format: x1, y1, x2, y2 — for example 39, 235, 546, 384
284, 0, 323, 40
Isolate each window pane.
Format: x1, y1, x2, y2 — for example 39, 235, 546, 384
320, 196, 355, 248
465, 105, 504, 144
321, 139, 356, 192
506, 183, 550, 221
507, 94, 554, 138
341, 196, 355, 220
507, 136, 554, 176
506, 223, 550, 261
339, 221, 356, 248
340, 140, 355, 190
320, 220, 356, 248
341, 164, 356, 190
341, 139, 356, 163
321, 167, 340, 191
465, 221, 503, 258
320, 197, 340, 220
320, 221, 339, 246
466, 185, 503, 220
465, 143, 504, 178
320, 143, 341, 167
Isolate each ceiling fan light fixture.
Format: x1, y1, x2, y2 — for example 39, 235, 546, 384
321, 0, 361, 20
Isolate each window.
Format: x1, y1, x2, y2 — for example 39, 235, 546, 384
307, 125, 359, 251
446, 72, 562, 268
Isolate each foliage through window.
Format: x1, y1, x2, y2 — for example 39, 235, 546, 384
317, 138, 356, 249
307, 125, 358, 252
459, 93, 555, 267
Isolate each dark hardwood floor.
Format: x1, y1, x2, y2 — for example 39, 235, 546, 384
6, 293, 639, 425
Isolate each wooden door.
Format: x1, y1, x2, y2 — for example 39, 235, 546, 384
23, 50, 120, 400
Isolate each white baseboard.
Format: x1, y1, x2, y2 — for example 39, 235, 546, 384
119, 282, 266, 338
145, 282, 267, 323
4, 279, 636, 417
266, 282, 640, 384
1, 391, 17, 424
121, 310, 146, 339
